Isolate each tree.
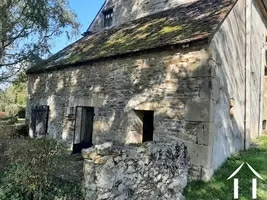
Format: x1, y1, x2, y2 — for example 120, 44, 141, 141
0, 0, 80, 81
0, 71, 27, 117
12, 71, 27, 92
0, 71, 27, 105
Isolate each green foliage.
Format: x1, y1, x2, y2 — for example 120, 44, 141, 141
13, 75, 27, 106
5, 104, 20, 117
0, 0, 80, 81
0, 71, 27, 115
17, 93, 26, 106
12, 72, 27, 92
0, 86, 26, 108
17, 106, 26, 118
0, 103, 6, 112
184, 136, 267, 200
0, 138, 83, 200
0, 116, 18, 124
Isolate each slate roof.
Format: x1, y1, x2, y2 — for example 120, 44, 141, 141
27, 0, 236, 74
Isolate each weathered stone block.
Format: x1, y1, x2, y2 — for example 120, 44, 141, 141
211, 77, 220, 101
185, 99, 213, 122
93, 156, 112, 165
199, 79, 212, 99
185, 122, 215, 146
82, 147, 96, 159
188, 165, 214, 181
184, 141, 212, 168
95, 142, 114, 156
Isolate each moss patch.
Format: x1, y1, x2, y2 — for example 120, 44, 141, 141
159, 26, 183, 34
27, 0, 235, 73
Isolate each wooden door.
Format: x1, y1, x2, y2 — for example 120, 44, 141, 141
73, 107, 94, 154
31, 105, 49, 137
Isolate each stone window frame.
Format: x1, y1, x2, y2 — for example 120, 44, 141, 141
102, 8, 113, 28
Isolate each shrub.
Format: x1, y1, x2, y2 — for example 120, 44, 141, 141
15, 124, 29, 138
17, 106, 26, 118
0, 138, 84, 200
0, 116, 18, 124
5, 104, 20, 117
0, 104, 6, 112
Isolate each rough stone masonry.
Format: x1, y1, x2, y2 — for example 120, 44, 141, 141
82, 142, 188, 200
27, 45, 214, 180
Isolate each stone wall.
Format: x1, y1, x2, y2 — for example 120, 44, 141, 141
249, 0, 267, 138
89, 0, 196, 32
209, 0, 246, 172
27, 44, 215, 180
82, 142, 188, 200
263, 77, 267, 133
209, 0, 267, 171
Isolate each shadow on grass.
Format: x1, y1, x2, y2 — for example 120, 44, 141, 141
184, 136, 267, 200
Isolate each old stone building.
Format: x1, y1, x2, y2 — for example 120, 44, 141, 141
26, 0, 267, 180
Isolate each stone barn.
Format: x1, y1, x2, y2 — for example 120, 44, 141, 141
26, 0, 267, 180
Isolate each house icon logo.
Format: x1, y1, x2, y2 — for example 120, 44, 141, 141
227, 162, 263, 199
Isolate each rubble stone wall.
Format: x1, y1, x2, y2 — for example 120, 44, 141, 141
27, 45, 215, 180
82, 142, 188, 200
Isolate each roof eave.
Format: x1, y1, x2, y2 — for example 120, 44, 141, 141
26, 37, 209, 75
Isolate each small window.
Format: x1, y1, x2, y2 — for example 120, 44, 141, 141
103, 9, 113, 28
142, 110, 154, 142
263, 120, 267, 130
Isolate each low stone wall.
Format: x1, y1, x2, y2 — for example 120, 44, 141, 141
82, 142, 188, 200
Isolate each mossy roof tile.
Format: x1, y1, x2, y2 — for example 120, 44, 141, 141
27, 0, 236, 74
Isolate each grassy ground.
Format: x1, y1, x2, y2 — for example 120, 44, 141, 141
184, 136, 267, 200
17, 118, 25, 124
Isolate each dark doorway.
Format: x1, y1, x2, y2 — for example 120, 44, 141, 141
31, 105, 49, 137
142, 111, 154, 142
73, 106, 94, 154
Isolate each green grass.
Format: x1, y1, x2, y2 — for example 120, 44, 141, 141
184, 136, 267, 200
17, 118, 25, 124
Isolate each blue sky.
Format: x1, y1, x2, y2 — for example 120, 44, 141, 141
51, 0, 105, 53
